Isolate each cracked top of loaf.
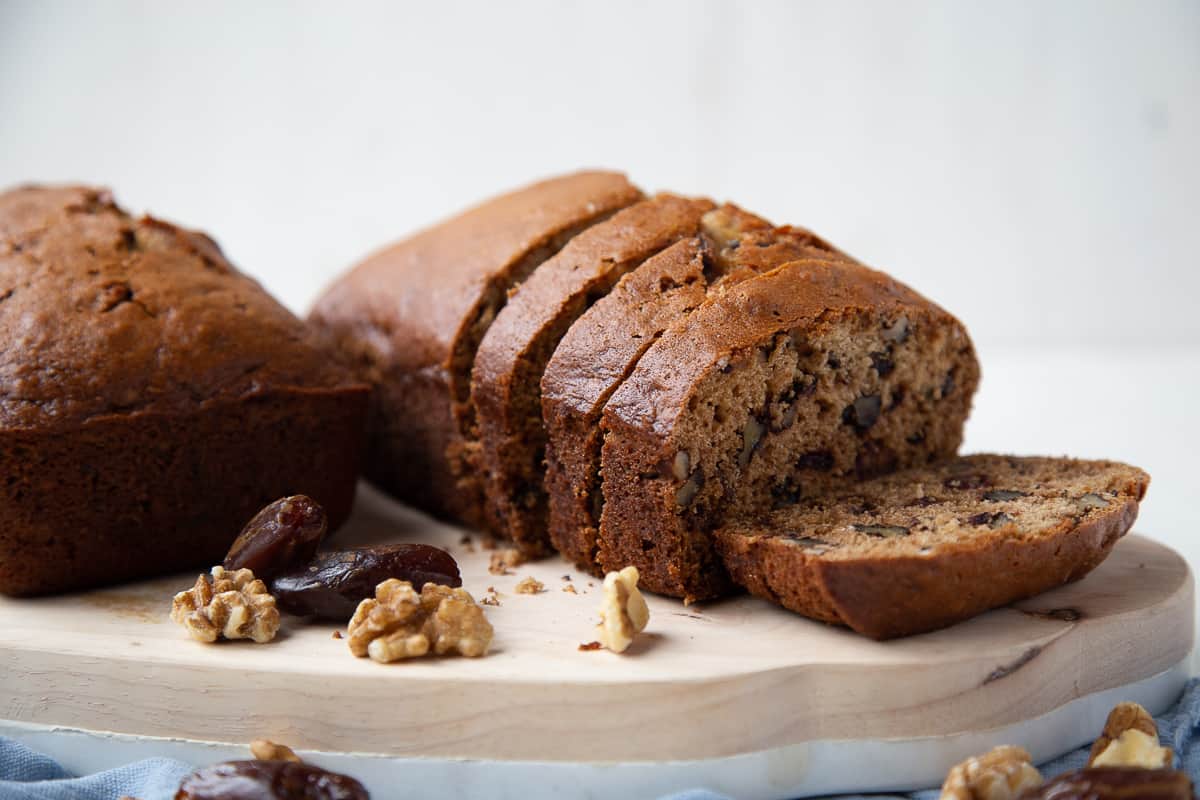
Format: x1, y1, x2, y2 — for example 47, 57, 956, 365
0, 185, 367, 431
309, 170, 641, 381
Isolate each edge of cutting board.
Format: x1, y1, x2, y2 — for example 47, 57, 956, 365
0, 664, 1189, 800
0, 485, 1192, 763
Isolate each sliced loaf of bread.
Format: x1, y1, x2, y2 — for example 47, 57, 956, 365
598, 258, 980, 601
309, 172, 640, 526
471, 194, 715, 553
714, 455, 1149, 638
542, 205, 845, 574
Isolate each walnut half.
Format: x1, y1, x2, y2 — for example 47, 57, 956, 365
595, 566, 650, 653
1088, 702, 1172, 768
940, 745, 1042, 800
347, 579, 493, 663
170, 567, 280, 644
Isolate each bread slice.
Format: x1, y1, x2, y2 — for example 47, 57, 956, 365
714, 455, 1150, 638
309, 172, 640, 526
598, 258, 980, 601
542, 206, 845, 574
0, 186, 369, 595
471, 194, 716, 553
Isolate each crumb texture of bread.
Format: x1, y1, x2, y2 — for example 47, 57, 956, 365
471, 194, 716, 553
714, 455, 1149, 638
597, 257, 980, 601
0, 185, 369, 596
543, 204, 847, 574
309, 171, 641, 525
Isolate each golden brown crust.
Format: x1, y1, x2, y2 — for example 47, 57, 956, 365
714, 457, 1149, 638
470, 194, 714, 552
309, 171, 641, 523
0, 185, 365, 430
0, 185, 368, 595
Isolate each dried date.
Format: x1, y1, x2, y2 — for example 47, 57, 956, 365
270, 544, 461, 619
1017, 767, 1192, 800
224, 496, 328, 580
175, 760, 368, 800
842, 395, 881, 431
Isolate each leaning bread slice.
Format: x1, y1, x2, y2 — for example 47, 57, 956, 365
309, 171, 640, 526
598, 258, 980, 601
543, 205, 845, 574
471, 194, 715, 552
714, 455, 1149, 639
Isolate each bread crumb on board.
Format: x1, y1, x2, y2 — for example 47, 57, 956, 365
489, 548, 526, 575
514, 576, 545, 594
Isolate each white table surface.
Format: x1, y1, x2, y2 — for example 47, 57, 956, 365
964, 344, 1199, 665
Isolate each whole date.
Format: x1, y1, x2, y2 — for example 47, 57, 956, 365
271, 544, 461, 619
224, 496, 328, 580
175, 760, 368, 800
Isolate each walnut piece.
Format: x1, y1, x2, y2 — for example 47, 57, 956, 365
170, 566, 280, 644
347, 579, 492, 663
595, 566, 649, 653
940, 745, 1042, 800
249, 738, 300, 762
514, 576, 545, 594
488, 548, 526, 575
1088, 702, 1172, 768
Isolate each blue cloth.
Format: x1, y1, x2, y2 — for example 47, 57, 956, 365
4, 680, 1200, 799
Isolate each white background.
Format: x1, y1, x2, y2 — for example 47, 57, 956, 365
2, 2, 1197, 572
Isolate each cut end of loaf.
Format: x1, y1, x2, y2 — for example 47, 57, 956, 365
599, 286, 980, 600
552, 209, 853, 582
674, 304, 979, 513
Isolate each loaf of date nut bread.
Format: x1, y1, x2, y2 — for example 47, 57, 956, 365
471, 194, 717, 554
715, 455, 1149, 638
598, 257, 980, 601
0, 185, 369, 596
542, 205, 846, 574
309, 171, 640, 526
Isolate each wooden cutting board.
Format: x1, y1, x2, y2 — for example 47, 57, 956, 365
0, 485, 1192, 764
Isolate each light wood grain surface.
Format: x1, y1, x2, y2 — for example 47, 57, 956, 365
0, 485, 1192, 762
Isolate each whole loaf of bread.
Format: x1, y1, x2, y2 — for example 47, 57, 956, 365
0, 185, 369, 595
